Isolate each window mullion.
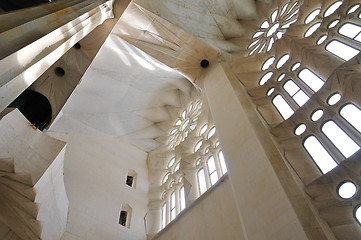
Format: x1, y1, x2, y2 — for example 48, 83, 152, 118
316, 131, 345, 163
334, 115, 361, 146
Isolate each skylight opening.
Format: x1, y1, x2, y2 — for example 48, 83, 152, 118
326, 40, 360, 61
259, 72, 274, 85
262, 57, 276, 70
324, 1, 343, 17
321, 120, 360, 158
305, 9, 321, 24
261, 20, 270, 28
294, 124, 306, 135
337, 181, 357, 199
276, 54, 290, 69
347, 4, 360, 14
304, 23, 321, 37
317, 35, 328, 45
340, 103, 361, 133
303, 135, 338, 174
277, 73, 286, 81
271, 10, 279, 22
174, 162, 180, 172
298, 68, 324, 92
272, 94, 294, 120
327, 93, 341, 105
328, 19, 340, 28
291, 62, 301, 71
311, 109, 323, 121
163, 173, 170, 184
266, 87, 275, 96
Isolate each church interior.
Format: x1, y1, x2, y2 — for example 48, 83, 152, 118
1, 0, 361, 239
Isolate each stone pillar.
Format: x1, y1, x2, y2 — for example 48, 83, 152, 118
0, 0, 114, 112
198, 63, 333, 240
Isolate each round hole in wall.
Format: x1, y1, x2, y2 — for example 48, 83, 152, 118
54, 67, 65, 77
294, 124, 306, 135
74, 43, 81, 49
266, 87, 275, 96
337, 181, 357, 199
310, 109, 323, 121
327, 93, 341, 105
291, 62, 301, 71
200, 59, 209, 68
328, 19, 340, 28
317, 35, 328, 45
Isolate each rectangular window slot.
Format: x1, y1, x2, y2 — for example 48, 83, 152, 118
119, 211, 128, 226
126, 169, 137, 188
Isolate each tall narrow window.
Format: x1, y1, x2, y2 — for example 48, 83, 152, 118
298, 68, 324, 92
321, 120, 360, 158
303, 136, 338, 173
283, 80, 309, 106
162, 203, 167, 229
272, 94, 294, 119
326, 40, 360, 61
170, 192, 176, 221
119, 211, 128, 226
198, 169, 207, 195
207, 156, 218, 185
180, 186, 185, 211
218, 151, 227, 174
340, 103, 361, 133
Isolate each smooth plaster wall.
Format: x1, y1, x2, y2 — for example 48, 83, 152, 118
153, 176, 244, 240
49, 132, 149, 240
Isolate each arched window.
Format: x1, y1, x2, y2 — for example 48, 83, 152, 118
197, 169, 207, 195
218, 151, 227, 174
161, 203, 167, 229
321, 120, 359, 158
170, 191, 176, 221
303, 136, 337, 173
179, 186, 185, 211
340, 103, 361, 133
283, 80, 309, 107
207, 156, 218, 186
272, 94, 294, 120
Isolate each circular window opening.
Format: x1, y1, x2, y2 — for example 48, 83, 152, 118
317, 35, 327, 45
311, 109, 323, 121
347, 4, 360, 14
277, 73, 285, 82
291, 62, 301, 71
266, 87, 275, 96
199, 124, 208, 135
354, 205, 361, 225
200, 59, 209, 68
327, 93, 341, 105
294, 124, 306, 135
74, 43, 81, 49
54, 67, 65, 77
305, 9, 321, 24
337, 181, 357, 199
194, 141, 203, 152
328, 19, 340, 28
304, 22, 321, 38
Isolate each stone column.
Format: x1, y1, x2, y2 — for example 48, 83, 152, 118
197, 63, 334, 240
0, 0, 114, 112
